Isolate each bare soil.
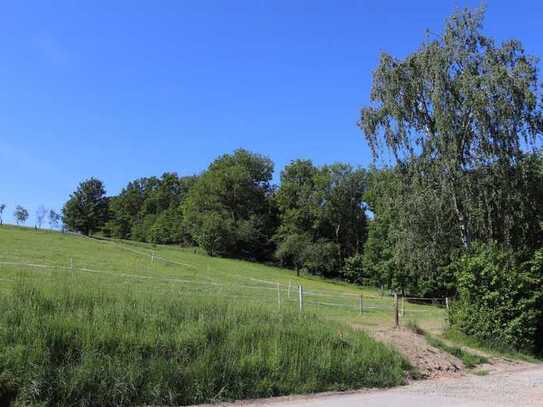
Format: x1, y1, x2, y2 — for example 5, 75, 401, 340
365, 326, 532, 379
369, 327, 464, 378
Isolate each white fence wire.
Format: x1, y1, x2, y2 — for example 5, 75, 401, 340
0, 235, 449, 325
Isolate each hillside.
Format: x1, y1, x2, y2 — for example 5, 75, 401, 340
0, 226, 447, 405
0, 225, 447, 331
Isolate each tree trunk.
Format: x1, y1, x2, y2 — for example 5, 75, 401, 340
451, 190, 470, 248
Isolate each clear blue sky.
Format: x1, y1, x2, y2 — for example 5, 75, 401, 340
1, 1, 542, 225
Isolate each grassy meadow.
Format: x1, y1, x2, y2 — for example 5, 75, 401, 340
0, 226, 445, 405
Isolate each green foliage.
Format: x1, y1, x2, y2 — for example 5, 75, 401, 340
301, 240, 341, 278
189, 211, 236, 256
147, 207, 185, 244
105, 173, 196, 244
274, 160, 367, 278
362, 168, 458, 296
360, 8, 543, 250
359, 8, 543, 298
362, 219, 394, 287
0, 278, 408, 406
62, 178, 108, 235
13, 205, 29, 225
449, 245, 543, 353
183, 149, 276, 260
443, 327, 540, 363
362, 168, 401, 289
47, 209, 61, 230
61, 151, 368, 284
275, 233, 311, 272
341, 254, 365, 284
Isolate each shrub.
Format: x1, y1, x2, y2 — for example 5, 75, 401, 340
274, 233, 312, 271
147, 207, 186, 245
301, 241, 340, 277
449, 244, 543, 353
130, 214, 157, 242
341, 255, 365, 284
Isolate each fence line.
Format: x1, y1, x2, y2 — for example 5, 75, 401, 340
71, 235, 450, 304
68, 233, 199, 270
0, 261, 293, 292
0, 256, 448, 324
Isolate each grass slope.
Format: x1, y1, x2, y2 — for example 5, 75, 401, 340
0, 226, 443, 405
0, 226, 446, 331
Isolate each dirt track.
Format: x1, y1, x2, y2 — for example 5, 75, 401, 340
204, 364, 543, 407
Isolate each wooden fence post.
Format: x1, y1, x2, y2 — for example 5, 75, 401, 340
401, 296, 405, 317
445, 297, 449, 310
298, 285, 304, 313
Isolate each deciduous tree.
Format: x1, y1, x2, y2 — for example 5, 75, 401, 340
36, 205, 47, 229
359, 8, 543, 251
48, 209, 61, 229
183, 149, 276, 259
62, 178, 109, 235
14, 205, 29, 225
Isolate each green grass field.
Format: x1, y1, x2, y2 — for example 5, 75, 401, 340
0, 226, 446, 405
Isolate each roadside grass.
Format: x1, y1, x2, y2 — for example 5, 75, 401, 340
0, 276, 409, 406
443, 328, 541, 363
406, 321, 488, 368
425, 335, 488, 368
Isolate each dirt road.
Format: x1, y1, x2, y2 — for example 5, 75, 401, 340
206, 364, 543, 407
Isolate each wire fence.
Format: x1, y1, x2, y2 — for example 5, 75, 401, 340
0, 235, 449, 327
0, 261, 448, 328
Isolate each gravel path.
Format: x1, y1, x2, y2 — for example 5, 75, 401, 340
203, 364, 543, 407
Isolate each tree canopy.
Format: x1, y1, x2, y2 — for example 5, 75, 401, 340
274, 160, 367, 278
14, 205, 29, 225
63, 178, 109, 235
359, 7, 543, 250
105, 173, 196, 244
182, 149, 277, 259
358, 8, 543, 351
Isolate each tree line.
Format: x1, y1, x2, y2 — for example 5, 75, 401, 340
0, 203, 61, 229
60, 8, 543, 353
62, 150, 369, 282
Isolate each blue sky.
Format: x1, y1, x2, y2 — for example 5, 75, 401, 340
1, 1, 542, 225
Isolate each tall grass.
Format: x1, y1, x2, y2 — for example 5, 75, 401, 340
0, 225, 448, 333
443, 328, 541, 363
0, 276, 409, 406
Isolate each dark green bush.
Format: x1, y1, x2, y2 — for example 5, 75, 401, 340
341, 255, 365, 284
449, 244, 543, 353
301, 241, 341, 277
